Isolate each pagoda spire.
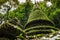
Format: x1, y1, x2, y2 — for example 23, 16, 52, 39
25, 2, 58, 38
33, 1, 40, 11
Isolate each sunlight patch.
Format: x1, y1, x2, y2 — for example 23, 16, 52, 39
46, 1, 52, 7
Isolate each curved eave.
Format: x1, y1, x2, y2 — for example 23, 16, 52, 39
26, 29, 55, 36
25, 19, 55, 28
0, 22, 23, 39
24, 26, 58, 32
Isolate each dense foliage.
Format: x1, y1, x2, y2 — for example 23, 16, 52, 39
0, 0, 60, 40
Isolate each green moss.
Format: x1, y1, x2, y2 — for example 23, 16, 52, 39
26, 4, 54, 26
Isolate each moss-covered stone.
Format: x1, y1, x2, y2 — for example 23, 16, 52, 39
25, 3, 58, 37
